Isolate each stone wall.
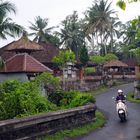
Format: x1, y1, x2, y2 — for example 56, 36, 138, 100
0, 104, 96, 140
0, 73, 28, 83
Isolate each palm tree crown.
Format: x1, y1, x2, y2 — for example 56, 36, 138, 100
0, 1, 23, 39
58, 11, 85, 59
85, 0, 117, 55
29, 16, 54, 43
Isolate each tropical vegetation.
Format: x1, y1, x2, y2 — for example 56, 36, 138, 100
0, 72, 95, 121
29, 16, 60, 46
117, 0, 140, 10
1, 0, 140, 139
0, 0, 23, 39
84, 0, 121, 55
57, 11, 86, 59
53, 50, 76, 68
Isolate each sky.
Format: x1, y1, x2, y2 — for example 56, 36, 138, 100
0, 0, 140, 47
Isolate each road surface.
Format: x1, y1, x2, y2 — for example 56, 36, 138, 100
74, 83, 140, 140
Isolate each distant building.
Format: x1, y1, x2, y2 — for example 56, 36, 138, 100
0, 37, 59, 70
0, 53, 52, 82
0, 36, 53, 82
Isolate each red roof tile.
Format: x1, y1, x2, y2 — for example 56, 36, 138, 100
1, 53, 53, 73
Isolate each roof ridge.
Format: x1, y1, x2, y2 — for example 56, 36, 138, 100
5, 53, 20, 63
23, 53, 27, 71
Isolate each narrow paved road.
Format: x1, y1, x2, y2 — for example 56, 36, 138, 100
75, 83, 140, 140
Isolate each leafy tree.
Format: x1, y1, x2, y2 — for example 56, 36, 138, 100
134, 48, 140, 65
0, 1, 23, 39
90, 55, 105, 64
79, 46, 89, 66
118, 17, 140, 59
104, 53, 118, 61
53, 50, 76, 90
53, 50, 75, 68
46, 33, 60, 46
79, 46, 89, 81
90, 53, 118, 64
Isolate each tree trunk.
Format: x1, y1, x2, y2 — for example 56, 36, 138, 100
110, 27, 113, 53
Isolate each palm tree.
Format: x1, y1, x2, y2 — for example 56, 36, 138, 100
58, 11, 85, 59
84, 0, 116, 55
118, 17, 140, 59
107, 17, 122, 52
0, 1, 23, 39
0, 1, 16, 16
29, 16, 54, 43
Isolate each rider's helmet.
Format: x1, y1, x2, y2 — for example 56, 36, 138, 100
118, 89, 123, 95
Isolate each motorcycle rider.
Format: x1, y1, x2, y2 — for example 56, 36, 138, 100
116, 89, 128, 118
116, 89, 126, 103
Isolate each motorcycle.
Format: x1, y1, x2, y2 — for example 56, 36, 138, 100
112, 97, 127, 122
116, 100, 127, 122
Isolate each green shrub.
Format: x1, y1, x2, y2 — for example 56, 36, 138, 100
48, 90, 77, 107
0, 78, 95, 121
48, 89, 65, 106
0, 80, 57, 120
84, 67, 96, 75
48, 90, 95, 109
35, 72, 60, 96
69, 93, 95, 108
59, 91, 77, 108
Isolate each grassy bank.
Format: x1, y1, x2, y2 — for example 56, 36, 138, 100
90, 80, 130, 96
39, 111, 106, 140
127, 92, 140, 103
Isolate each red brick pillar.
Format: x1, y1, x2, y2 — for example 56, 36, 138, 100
135, 66, 140, 80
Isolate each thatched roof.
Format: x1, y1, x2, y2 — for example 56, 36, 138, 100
31, 42, 59, 63
104, 60, 128, 68
5, 36, 43, 52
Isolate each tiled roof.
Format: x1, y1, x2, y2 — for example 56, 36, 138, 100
5, 36, 43, 52
104, 60, 128, 68
1, 53, 53, 73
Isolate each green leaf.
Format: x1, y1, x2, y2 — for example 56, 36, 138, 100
116, 0, 126, 10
